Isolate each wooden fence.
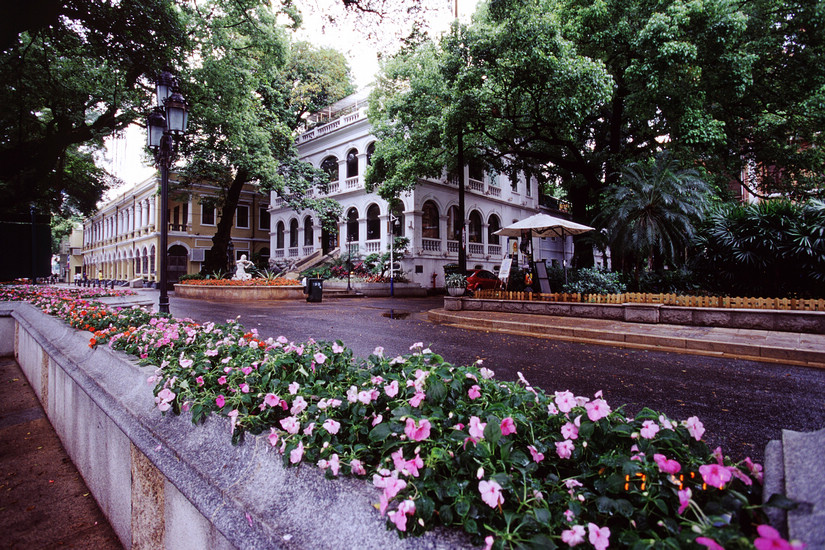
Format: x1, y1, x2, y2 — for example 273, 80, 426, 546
472, 289, 825, 312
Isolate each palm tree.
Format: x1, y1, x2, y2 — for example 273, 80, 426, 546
601, 153, 711, 276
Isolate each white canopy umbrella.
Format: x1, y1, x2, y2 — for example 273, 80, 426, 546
494, 213, 594, 284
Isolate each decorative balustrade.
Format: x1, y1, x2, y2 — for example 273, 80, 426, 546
302, 246, 314, 256
487, 186, 501, 198
345, 177, 360, 190
326, 181, 340, 194
274, 249, 285, 258
468, 178, 484, 192
447, 240, 459, 254
422, 238, 441, 252
365, 240, 381, 253
488, 244, 502, 257
348, 243, 359, 256
468, 242, 484, 256
288, 247, 300, 257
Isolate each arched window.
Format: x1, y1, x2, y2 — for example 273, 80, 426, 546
142, 247, 149, 274
304, 217, 314, 247
134, 249, 141, 274
468, 210, 482, 243
289, 218, 299, 248
422, 201, 439, 239
390, 200, 404, 238
488, 214, 501, 245
149, 246, 156, 274
276, 221, 285, 249
366, 204, 380, 240
469, 160, 484, 182
447, 205, 461, 241
346, 207, 359, 242
366, 142, 376, 165
346, 149, 359, 178
321, 156, 338, 182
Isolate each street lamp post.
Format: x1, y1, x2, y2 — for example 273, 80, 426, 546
147, 70, 189, 314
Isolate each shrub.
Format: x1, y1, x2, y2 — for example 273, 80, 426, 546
563, 267, 626, 295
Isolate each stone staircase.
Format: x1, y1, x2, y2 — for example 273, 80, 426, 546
763, 427, 825, 547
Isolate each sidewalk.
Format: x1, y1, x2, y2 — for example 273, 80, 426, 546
428, 308, 825, 369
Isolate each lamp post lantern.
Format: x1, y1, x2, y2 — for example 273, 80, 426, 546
147, 70, 188, 314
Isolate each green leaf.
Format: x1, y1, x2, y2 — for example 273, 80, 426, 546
368, 423, 393, 442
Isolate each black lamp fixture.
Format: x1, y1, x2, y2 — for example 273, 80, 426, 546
147, 69, 189, 314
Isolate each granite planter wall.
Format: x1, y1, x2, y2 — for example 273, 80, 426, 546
173, 284, 304, 301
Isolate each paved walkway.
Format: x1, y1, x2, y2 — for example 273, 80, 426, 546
428, 308, 825, 369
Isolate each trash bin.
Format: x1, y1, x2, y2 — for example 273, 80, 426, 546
306, 278, 323, 302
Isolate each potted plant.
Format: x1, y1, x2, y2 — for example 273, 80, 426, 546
445, 272, 467, 296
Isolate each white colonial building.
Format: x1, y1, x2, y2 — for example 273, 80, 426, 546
268, 90, 579, 288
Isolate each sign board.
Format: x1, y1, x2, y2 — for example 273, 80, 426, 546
498, 257, 512, 282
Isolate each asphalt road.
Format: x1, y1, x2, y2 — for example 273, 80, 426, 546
167, 294, 825, 464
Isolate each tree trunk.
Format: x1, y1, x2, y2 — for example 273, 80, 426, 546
202, 167, 248, 275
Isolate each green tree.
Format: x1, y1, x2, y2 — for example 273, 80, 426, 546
600, 153, 711, 278
0, 0, 188, 217
177, 3, 353, 274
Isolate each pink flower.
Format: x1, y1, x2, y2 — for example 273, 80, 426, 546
328, 454, 340, 476
350, 459, 366, 476
332, 342, 344, 354
289, 441, 304, 464
291, 396, 308, 415
699, 463, 732, 489
484, 535, 494, 550
468, 416, 486, 441
346, 385, 358, 403
685, 416, 705, 441
357, 390, 373, 404
468, 385, 482, 399
215, 394, 226, 408
754, 524, 802, 550
409, 391, 426, 408
587, 523, 610, 550
640, 420, 659, 439
385, 380, 399, 398
405, 417, 432, 441
745, 457, 764, 484
217, 376, 227, 385
372, 414, 383, 426
561, 525, 586, 546
267, 427, 279, 447
561, 421, 579, 440
288, 381, 300, 395
556, 439, 575, 459
696, 537, 725, 550
500, 417, 516, 436
180, 358, 193, 369
555, 390, 577, 413
388, 499, 415, 532
527, 445, 545, 463
323, 419, 341, 434
678, 488, 691, 514
264, 393, 280, 407
653, 453, 682, 474
479, 479, 504, 508
195, 376, 204, 386
585, 398, 611, 421
313, 351, 327, 364
379, 475, 407, 499
241, 366, 253, 375
280, 416, 300, 434
239, 383, 250, 394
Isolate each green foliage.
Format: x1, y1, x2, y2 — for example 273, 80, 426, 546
695, 200, 825, 298
563, 268, 626, 295
445, 273, 467, 288
178, 273, 205, 282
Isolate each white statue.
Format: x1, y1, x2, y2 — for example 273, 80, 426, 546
233, 254, 254, 281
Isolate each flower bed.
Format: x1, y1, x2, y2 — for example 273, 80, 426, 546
177, 278, 301, 286
0, 284, 804, 550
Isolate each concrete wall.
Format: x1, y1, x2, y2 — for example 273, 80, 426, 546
446, 297, 825, 334
4, 302, 469, 550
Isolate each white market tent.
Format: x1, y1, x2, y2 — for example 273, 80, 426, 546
494, 213, 594, 284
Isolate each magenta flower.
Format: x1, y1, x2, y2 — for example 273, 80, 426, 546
556, 439, 574, 459
754, 524, 802, 550
561, 525, 585, 546
678, 488, 691, 514
653, 453, 682, 474
468, 416, 486, 441
745, 457, 764, 484
527, 445, 545, 463
215, 394, 226, 408
239, 383, 250, 394
217, 376, 227, 385
405, 417, 432, 441
264, 393, 280, 408
385, 380, 399, 398
699, 463, 732, 489
479, 479, 504, 508
323, 418, 341, 434
585, 398, 611, 421
500, 417, 516, 436
587, 523, 610, 550
196, 376, 204, 387
696, 537, 725, 550
640, 420, 659, 439
685, 416, 705, 441
468, 384, 482, 399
